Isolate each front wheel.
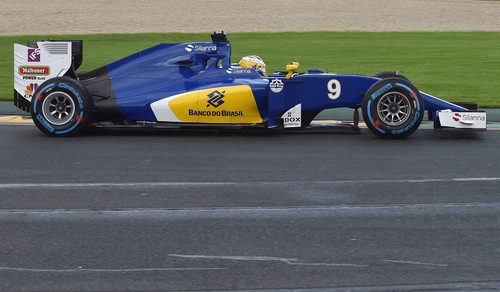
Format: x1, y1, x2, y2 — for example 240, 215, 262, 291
362, 78, 424, 138
31, 77, 93, 136
374, 71, 409, 81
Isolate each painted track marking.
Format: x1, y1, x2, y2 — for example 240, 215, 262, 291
0, 177, 498, 189
168, 254, 367, 267
1, 202, 499, 220
0, 266, 226, 273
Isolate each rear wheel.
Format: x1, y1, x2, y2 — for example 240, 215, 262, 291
362, 78, 424, 138
31, 77, 93, 136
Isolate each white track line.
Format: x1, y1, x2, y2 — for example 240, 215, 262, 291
0, 266, 225, 273
168, 254, 367, 267
383, 259, 448, 267
1, 202, 499, 217
0, 177, 498, 189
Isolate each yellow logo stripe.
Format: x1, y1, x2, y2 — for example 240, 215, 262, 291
168, 85, 262, 124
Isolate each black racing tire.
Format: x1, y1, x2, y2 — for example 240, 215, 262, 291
30, 77, 93, 137
362, 78, 424, 139
374, 71, 409, 81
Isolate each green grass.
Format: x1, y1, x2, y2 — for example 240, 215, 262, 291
2, 31, 499, 107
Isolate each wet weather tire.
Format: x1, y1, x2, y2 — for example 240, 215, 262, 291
362, 78, 424, 138
31, 77, 93, 136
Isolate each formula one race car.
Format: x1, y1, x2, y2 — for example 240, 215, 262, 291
14, 32, 487, 138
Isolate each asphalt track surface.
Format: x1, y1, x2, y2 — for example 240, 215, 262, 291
1, 124, 499, 292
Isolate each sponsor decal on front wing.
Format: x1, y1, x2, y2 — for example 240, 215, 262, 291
437, 110, 486, 129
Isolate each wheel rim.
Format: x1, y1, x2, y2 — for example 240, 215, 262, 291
41, 91, 76, 126
376, 92, 411, 126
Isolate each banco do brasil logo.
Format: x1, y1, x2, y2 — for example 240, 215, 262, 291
206, 90, 225, 108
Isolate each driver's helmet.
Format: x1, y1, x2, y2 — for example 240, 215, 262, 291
239, 55, 267, 77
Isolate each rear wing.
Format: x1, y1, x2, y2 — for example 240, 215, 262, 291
13, 40, 83, 112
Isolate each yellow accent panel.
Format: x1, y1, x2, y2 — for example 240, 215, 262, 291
169, 85, 262, 124
168, 91, 200, 122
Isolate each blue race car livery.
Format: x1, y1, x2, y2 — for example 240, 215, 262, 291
13, 32, 486, 138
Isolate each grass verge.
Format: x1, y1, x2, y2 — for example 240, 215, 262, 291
2, 31, 499, 107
